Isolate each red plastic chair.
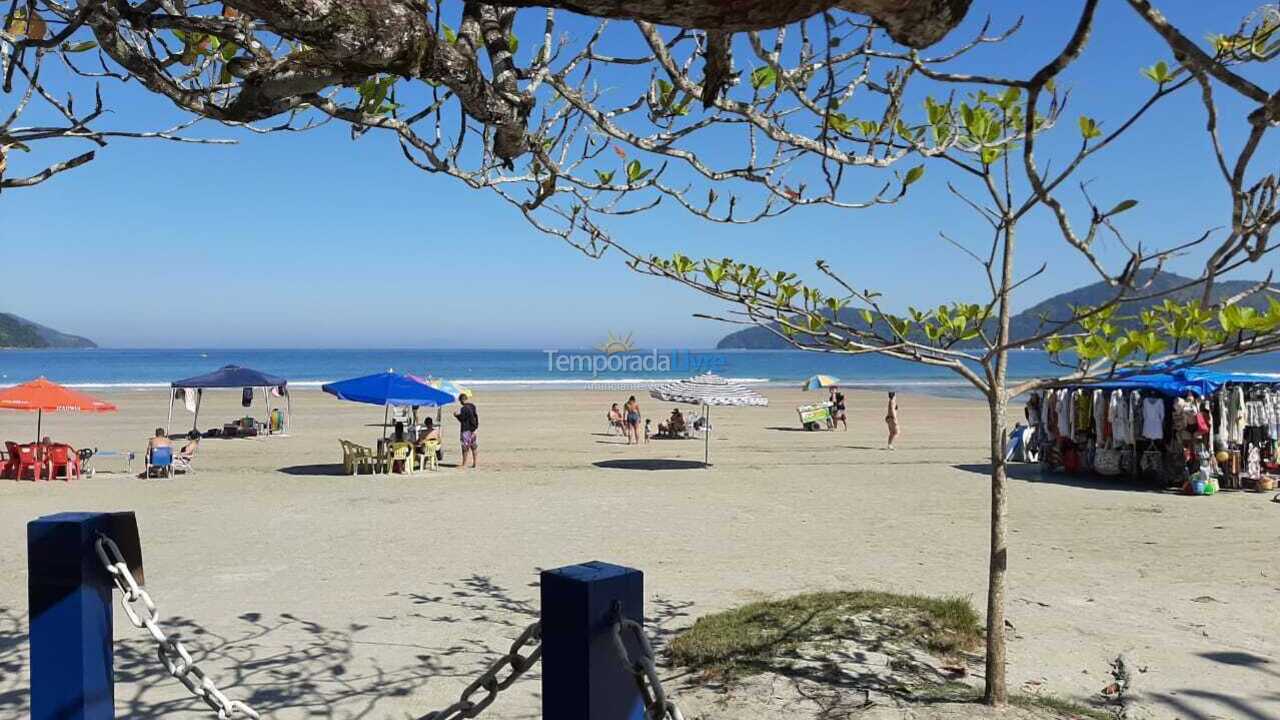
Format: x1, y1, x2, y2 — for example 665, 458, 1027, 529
15, 444, 46, 481
48, 444, 79, 481
1, 441, 19, 479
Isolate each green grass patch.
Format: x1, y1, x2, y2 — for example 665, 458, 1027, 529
668, 590, 982, 674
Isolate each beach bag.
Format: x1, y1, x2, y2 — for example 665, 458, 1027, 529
1196, 411, 1210, 436
1094, 448, 1122, 476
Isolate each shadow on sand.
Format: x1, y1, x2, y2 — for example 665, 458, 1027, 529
1, 572, 697, 720
593, 459, 707, 471
952, 462, 1168, 493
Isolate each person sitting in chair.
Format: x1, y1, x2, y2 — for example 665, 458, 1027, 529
146, 428, 172, 460
176, 431, 200, 471
418, 418, 443, 465
418, 417, 441, 443
658, 408, 686, 438
607, 403, 625, 434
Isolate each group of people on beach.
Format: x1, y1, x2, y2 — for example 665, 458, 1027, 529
608, 396, 645, 444
828, 387, 900, 450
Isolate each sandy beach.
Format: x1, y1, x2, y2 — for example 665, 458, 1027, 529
1, 386, 1276, 720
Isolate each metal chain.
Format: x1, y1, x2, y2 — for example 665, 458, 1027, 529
612, 618, 685, 720
94, 535, 260, 720
416, 620, 543, 720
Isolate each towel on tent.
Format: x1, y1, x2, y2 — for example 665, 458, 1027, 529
242, 387, 253, 407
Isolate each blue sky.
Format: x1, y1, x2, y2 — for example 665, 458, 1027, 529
2, 1, 1275, 349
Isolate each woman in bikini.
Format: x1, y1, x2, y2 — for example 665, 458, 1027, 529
624, 396, 642, 445
885, 392, 900, 450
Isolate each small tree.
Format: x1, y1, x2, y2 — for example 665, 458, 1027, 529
3, 0, 1278, 705
586, 2, 1280, 703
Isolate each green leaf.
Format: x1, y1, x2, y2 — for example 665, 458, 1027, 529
1104, 199, 1138, 217
826, 112, 854, 134
626, 159, 648, 183
859, 309, 874, 326
1141, 60, 1171, 84
220, 41, 238, 62
60, 40, 98, 53
750, 66, 777, 90
507, 33, 519, 54
441, 23, 457, 44
903, 165, 925, 186
1078, 116, 1102, 140
594, 169, 615, 185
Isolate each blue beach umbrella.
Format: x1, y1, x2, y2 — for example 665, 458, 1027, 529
323, 371, 455, 442
322, 371, 455, 407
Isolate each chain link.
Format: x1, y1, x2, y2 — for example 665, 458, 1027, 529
612, 617, 685, 720
415, 620, 543, 720
94, 535, 260, 720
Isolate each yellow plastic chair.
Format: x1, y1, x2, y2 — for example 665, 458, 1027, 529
421, 439, 441, 471
348, 441, 379, 475
339, 440, 354, 474
388, 441, 415, 474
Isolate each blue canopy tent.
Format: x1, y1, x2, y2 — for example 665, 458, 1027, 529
1054, 367, 1280, 398
168, 365, 290, 435
321, 371, 455, 443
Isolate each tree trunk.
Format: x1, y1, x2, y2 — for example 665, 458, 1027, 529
983, 219, 1017, 706
983, 385, 1009, 705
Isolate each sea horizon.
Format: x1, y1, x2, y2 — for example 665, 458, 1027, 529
3, 347, 1278, 399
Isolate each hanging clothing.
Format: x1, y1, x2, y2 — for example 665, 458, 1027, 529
1092, 389, 1106, 445
1074, 390, 1092, 438
242, 387, 254, 408
185, 388, 199, 413
1107, 391, 1123, 445
1141, 396, 1166, 440
1129, 392, 1143, 444
1246, 444, 1262, 480
1227, 386, 1246, 444
1057, 389, 1071, 438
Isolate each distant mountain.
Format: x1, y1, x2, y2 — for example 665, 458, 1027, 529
716, 271, 1275, 350
0, 313, 96, 349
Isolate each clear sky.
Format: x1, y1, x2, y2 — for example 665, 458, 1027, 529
2, 1, 1275, 349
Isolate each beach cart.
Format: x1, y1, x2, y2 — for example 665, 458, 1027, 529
797, 402, 833, 430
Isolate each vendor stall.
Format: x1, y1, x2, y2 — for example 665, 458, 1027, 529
1027, 367, 1280, 492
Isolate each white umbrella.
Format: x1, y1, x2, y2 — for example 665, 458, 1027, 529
649, 373, 768, 466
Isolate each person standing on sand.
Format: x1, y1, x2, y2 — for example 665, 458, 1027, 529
886, 392, 900, 450
624, 396, 642, 445
833, 388, 847, 431
454, 393, 479, 468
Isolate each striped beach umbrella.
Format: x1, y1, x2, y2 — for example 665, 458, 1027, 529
801, 374, 841, 391
649, 373, 767, 466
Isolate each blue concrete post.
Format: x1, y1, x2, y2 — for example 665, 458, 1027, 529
28, 512, 118, 720
541, 561, 646, 720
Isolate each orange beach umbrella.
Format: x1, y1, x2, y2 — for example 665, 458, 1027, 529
0, 377, 117, 442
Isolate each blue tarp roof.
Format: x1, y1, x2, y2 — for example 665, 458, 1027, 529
321, 372, 455, 407
172, 365, 287, 388
1061, 367, 1279, 397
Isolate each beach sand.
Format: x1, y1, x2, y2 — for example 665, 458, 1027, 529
1, 387, 1276, 719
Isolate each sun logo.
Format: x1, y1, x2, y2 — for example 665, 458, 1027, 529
597, 331, 635, 355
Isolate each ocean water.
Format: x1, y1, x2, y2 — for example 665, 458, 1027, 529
1, 348, 1277, 397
